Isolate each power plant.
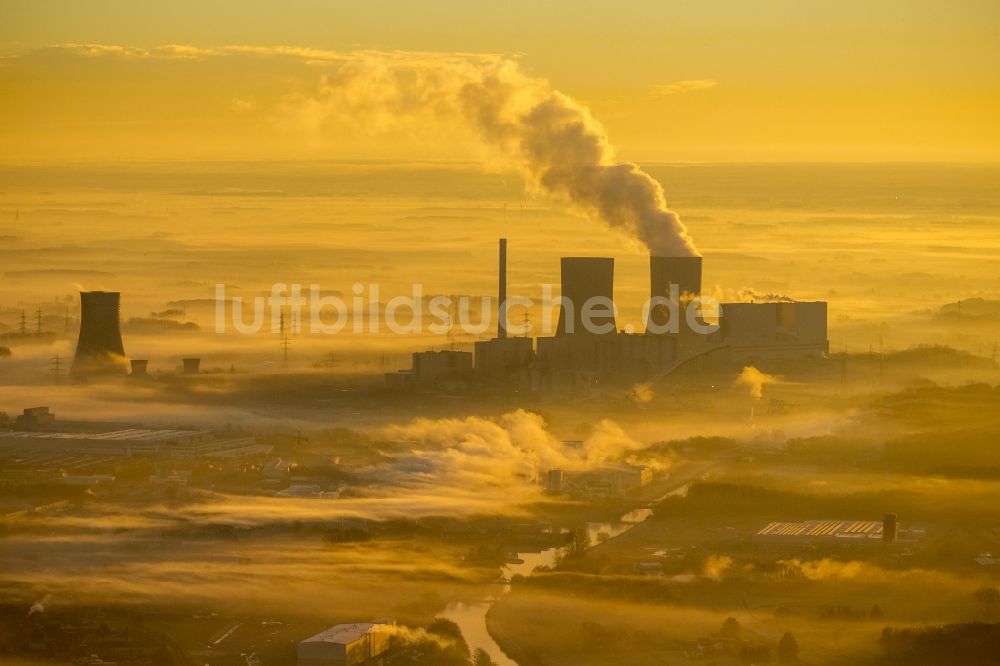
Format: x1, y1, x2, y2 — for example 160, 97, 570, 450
394, 239, 829, 393
68, 291, 205, 381
63, 244, 826, 393
71, 291, 127, 377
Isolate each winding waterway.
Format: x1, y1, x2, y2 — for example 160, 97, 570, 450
439, 506, 656, 665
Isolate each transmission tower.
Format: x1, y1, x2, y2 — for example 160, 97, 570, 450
51, 353, 63, 383
279, 310, 290, 365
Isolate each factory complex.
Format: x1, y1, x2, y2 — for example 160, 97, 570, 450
56, 238, 828, 395
391, 240, 830, 392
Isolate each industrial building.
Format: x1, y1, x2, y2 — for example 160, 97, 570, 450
13, 406, 56, 430
297, 621, 393, 666
753, 514, 908, 548
533, 252, 828, 392
384, 238, 829, 393
474, 336, 532, 388
0, 427, 267, 458
484, 241, 826, 393
547, 463, 651, 497
385, 350, 473, 390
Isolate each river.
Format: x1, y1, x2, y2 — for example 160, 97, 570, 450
439, 506, 657, 665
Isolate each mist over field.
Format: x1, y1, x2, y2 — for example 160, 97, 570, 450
2, 2, 1000, 663
2, 161, 997, 378
1, 160, 999, 665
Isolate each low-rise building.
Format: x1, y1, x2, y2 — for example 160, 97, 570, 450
297, 621, 393, 666
0, 428, 269, 458
14, 406, 57, 431
752, 516, 919, 547
547, 463, 651, 497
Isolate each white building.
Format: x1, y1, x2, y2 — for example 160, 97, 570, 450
297, 621, 393, 666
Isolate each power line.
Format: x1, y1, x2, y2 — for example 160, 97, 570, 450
51, 353, 63, 383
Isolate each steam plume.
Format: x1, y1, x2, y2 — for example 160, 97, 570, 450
290, 53, 699, 256
735, 365, 780, 399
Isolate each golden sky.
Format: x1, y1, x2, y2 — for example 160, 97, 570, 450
2, 0, 998, 163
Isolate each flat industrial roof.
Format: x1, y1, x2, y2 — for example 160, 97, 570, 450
756, 519, 883, 538
301, 623, 384, 646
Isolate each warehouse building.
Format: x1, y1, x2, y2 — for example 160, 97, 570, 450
297, 621, 393, 666
753, 514, 912, 548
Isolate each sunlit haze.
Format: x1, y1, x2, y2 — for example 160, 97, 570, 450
1, 3, 999, 666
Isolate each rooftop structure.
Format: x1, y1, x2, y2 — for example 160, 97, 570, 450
13, 406, 56, 431
298, 621, 393, 666
385, 350, 473, 391
547, 463, 651, 497
751, 518, 917, 547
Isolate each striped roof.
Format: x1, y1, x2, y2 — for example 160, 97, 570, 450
756, 519, 883, 538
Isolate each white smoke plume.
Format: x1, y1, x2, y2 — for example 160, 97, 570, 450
701, 555, 734, 581
287, 52, 699, 256
736, 288, 797, 303
735, 365, 781, 399
28, 594, 52, 615
378, 409, 647, 492
629, 383, 655, 404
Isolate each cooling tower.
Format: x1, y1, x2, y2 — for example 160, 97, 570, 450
130, 359, 149, 377
182, 358, 201, 374
646, 255, 703, 333
71, 291, 126, 376
556, 257, 616, 336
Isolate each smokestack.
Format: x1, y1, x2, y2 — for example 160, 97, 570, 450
71, 291, 126, 376
882, 513, 897, 547
556, 257, 616, 336
182, 358, 201, 375
130, 359, 149, 377
498, 238, 507, 339
646, 256, 703, 334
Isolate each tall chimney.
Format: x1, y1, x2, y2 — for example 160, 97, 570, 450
72, 291, 126, 376
556, 257, 616, 336
646, 256, 703, 334
498, 238, 508, 339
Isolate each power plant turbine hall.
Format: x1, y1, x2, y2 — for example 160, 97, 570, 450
71, 291, 126, 376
